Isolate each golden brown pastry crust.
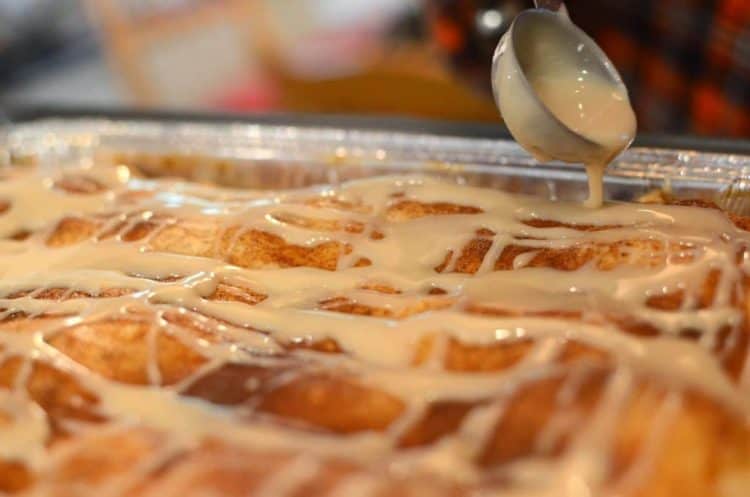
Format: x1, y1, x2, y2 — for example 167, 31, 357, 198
0, 166, 748, 497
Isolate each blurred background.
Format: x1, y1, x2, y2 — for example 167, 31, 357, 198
0, 0, 748, 137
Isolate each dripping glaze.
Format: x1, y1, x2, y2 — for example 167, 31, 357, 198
494, 8, 637, 208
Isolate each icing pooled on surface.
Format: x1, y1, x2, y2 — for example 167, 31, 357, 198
0, 163, 748, 497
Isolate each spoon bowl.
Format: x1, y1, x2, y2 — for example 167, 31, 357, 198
492, 9, 635, 165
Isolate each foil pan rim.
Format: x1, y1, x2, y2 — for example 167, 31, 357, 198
2, 118, 750, 190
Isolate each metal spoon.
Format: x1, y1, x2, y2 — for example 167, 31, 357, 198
491, 0, 634, 165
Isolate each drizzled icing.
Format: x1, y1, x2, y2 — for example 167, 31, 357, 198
0, 162, 748, 496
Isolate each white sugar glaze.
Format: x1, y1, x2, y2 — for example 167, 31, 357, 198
0, 164, 748, 496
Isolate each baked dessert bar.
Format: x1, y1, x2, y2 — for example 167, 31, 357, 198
0, 162, 748, 497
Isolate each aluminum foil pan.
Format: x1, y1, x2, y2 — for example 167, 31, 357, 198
2, 118, 750, 203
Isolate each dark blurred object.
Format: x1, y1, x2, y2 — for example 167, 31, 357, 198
427, 0, 750, 137
0, 0, 94, 88
570, 0, 750, 137
425, 0, 531, 94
